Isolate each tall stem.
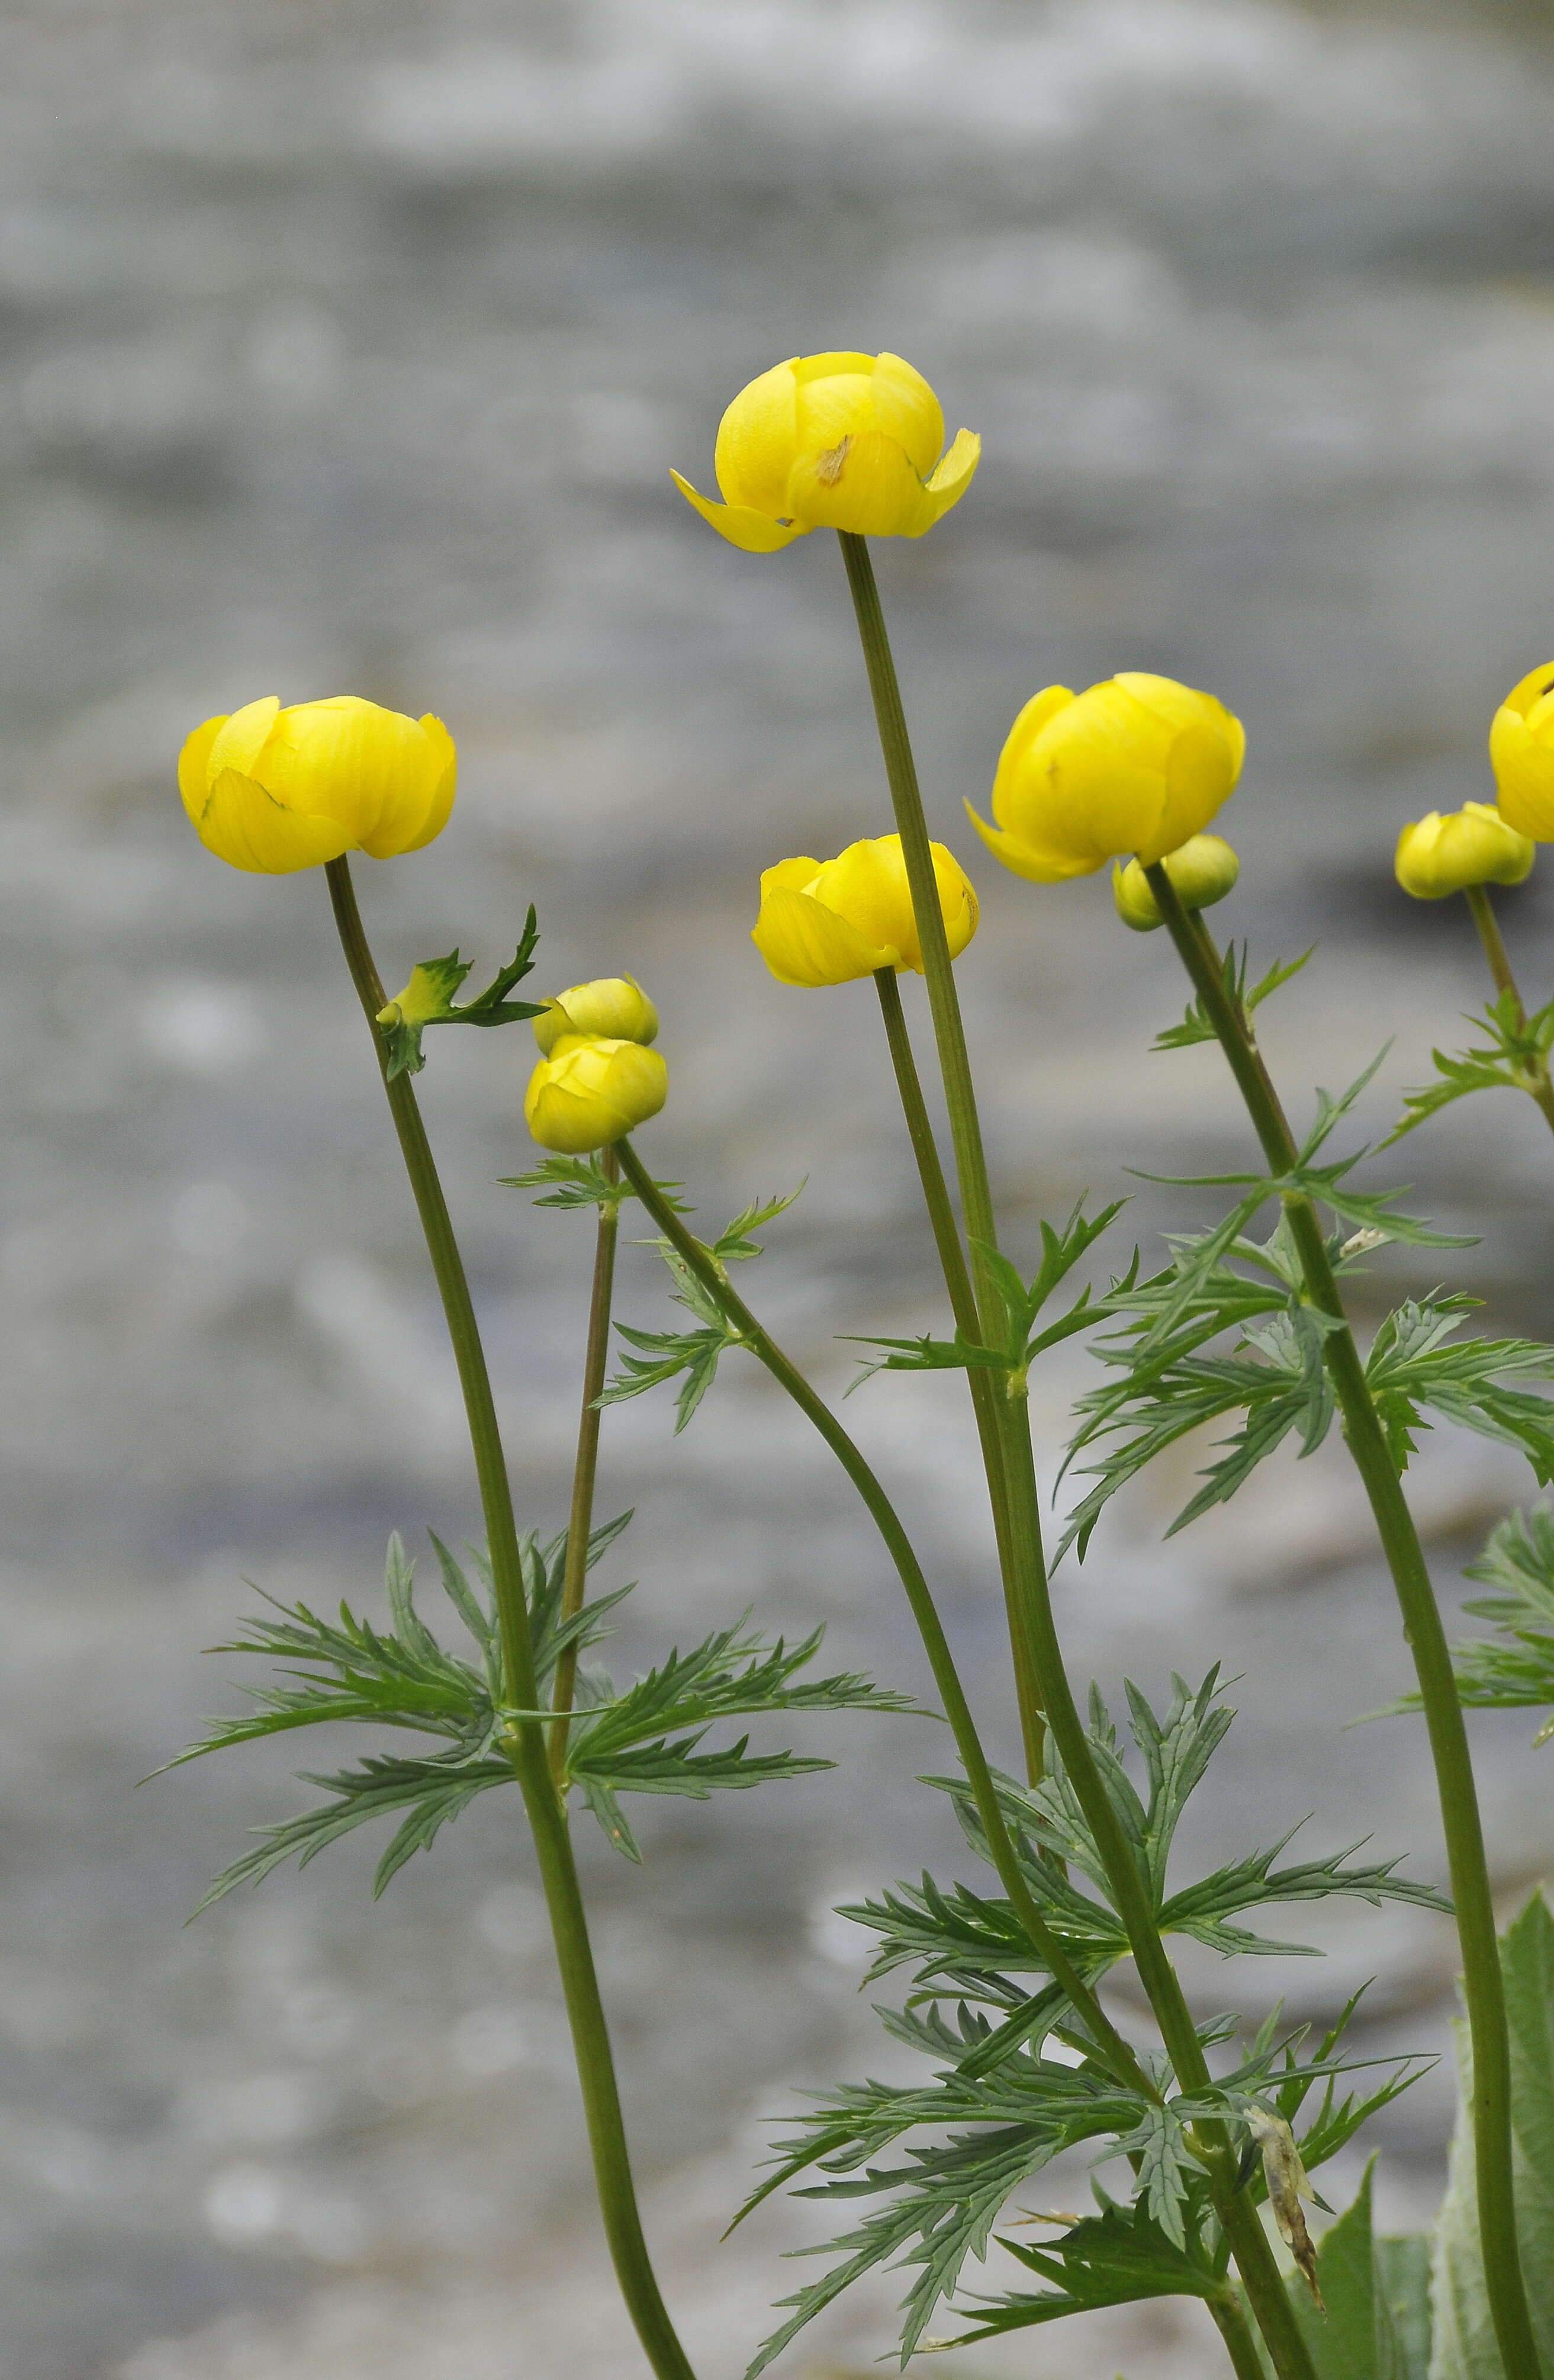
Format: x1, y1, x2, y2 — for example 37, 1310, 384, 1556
873, 969, 1045, 1777
614, 1139, 1132, 2079
324, 860, 697, 2380
838, 531, 1051, 1760
1465, 883, 1554, 1141
616, 1136, 1318, 2380
1146, 860, 1544, 2380
551, 1146, 621, 1784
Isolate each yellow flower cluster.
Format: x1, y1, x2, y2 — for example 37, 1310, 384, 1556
524, 979, 667, 1154
1394, 805, 1533, 901
752, 834, 977, 987
1112, 835, 1240, 932
179, 696, 455, 874
673, 352, 979, 550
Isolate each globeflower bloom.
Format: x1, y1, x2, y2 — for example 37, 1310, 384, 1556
524, 1036, 668, 1154
751, 834, 978, 988
1394, 804, 1534, 900
671, 352, 980, 552
967, 674, 1245, 884
532, 977, 659, 1055
1489, 661, 1554, 839
179, 696, 455, 875
1113, 834, 1240, 932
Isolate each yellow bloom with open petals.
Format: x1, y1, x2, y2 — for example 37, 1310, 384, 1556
1112, 834, 1240, 932
524, 1035, 668, 1154
967, 675, 1244, 883
672, 352, 980, 552
532, 977, 658, 1055
751, 833, 978, 988
1394, 804, 1533, 900
179, 695, 455, 874
1490, 661, 1554, 840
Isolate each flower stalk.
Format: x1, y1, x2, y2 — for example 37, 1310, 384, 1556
1464, 884, 1554, 1141
323, 857, 697, 2380
550, 1145, 622, 1784
615, 1135, 1320, 2380
1145, 856, 1545, 2380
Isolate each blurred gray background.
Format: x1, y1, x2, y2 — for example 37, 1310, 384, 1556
5, 0, 1554, 2373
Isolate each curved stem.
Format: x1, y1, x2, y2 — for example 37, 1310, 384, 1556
1465, 884, 1554, 1141
839, 534, 1051, 1767
873, 969, 1045, 1777
551, 1146, 621, 1784
1147, 860, 1543, 2380
614, 1136, 1136, 2083
324, 859, 697, 2380
614, 1137, 1316, 2380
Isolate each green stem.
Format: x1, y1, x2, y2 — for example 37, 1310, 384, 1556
1465, 884, 1554, 1141
551, 1145, 621, 1785
1211, 2294, 1276, 2380
1147, 861, 1544, 2380
873, 969, 1045, 1778
324, 859, 697, 2380
838, 531, 1050, 1765
834, 545, 1310, 2376
615, 1136, 1315, 2380
614, 1136, 1135, 2082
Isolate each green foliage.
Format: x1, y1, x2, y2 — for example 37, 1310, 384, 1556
1154, 942, 1314, 1052
377, 907, 545, 1078
165, 1518, 907, 1895
1060, 1146, 1550, 1560
598, 1187, 802, 1428
737, 1674, 1431, 2371
844, 1197, 1128, 1392
1239, 2161, 1433, 2379
1387, 987, 1554, 1145
1428, 1893, 1554, 2379
1399, 1505, 1554, 1742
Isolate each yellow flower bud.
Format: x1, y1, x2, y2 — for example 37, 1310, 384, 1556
671, 351, 980, 553
1394, 803, 1534, 900
751, 833, 979, 988
523, 1036, 668, 1154
532, 977, 659, 1055
1489, 660, 1554, 839
1112, 834, 1240, 932
179, 695, 455, 875
966, 673, 1244, 884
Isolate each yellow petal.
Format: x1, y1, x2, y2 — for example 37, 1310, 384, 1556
810, 837, 918, 959
921, 427, 982, 527
252, 696, 430, 855
178, 712, 227, 825
194, 766, 355, 874
760, 855, 823, 897
207, 696, 282, 782
670, 471, 803, 553
786, 429, 934, 538
714, 359, 800, 514
989, 686, 1076, 831
869, 354, 945, 477
751, 885, 894, 986
1496, 659, 1554, 730
1491, 705, 1554, 840
375, 713, 456, 857
964, 801, 1101, 883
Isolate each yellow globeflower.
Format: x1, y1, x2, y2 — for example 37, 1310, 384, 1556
751, 833, 979, 988
967, 674, 1245, 884
671, 352, 980, 551
1394, 804, 1534, 900
1489, 661, 1554, 839
1112, 834, 1240, 932
524, 1036, 668, 1154
532, 977, 659, 1054
179, 695, 455, 874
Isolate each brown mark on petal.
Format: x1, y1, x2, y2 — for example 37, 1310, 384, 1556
814, 435, 851, 487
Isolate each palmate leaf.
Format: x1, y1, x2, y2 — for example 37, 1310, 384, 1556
1364, 1301, 1554, 1479
1154, 941, 1314, 1052
169, 1520, 900, 1891
501, 1155, 690, 1216
932, 2194, 1225, 2345
377, 907, 545, 1079
597, 1184, 802, 1432
1386, 986, 1554, 1146
1381, 1504, 1554, 1741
